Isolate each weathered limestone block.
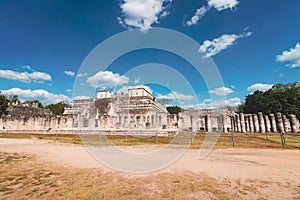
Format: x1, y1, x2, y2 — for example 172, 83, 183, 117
282, 115, 291, 132
252, 114, 259, 133
244, 115, 249, 132
205, 114, 212, 132
230, 116, 235, 132
275, 112, 284, 133
239, 113, 246, 133
222, 114, 228, 133
258, 112, 265, 133
248, 115, 254, 132
235, 114, 241, 132
289, 114, 299, 133
269, 114, 277, 132
264, 115, 271, 132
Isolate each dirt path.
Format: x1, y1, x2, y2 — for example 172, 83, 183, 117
1, 138, 300, 199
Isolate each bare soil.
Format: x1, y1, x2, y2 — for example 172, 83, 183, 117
0, 138, 300, 199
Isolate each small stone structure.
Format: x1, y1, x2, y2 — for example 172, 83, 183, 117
0, 87, 299, 134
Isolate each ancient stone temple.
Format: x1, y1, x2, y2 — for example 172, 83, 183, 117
68, 87, 170, 131
0, 87, 299, 134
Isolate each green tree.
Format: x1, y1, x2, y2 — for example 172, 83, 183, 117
0, 91, 8, 115
243, 82, 300, 118
167, 106, 183, 114
45, 102, 69, 116
244, 90, 266, 113
237, 103, 245, 113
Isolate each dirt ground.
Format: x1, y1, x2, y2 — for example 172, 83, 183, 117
1, 138, 300, 199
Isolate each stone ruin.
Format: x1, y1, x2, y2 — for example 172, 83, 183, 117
0, 87, 299, 135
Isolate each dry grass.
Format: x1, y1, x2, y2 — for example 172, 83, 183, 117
1, 132, 300, 149
0, 151, 237, 200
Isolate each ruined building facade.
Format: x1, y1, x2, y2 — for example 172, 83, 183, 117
0, 87, 299, 134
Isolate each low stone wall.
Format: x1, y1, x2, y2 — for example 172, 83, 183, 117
1, 111, 299, 134
0, 115, 74, 131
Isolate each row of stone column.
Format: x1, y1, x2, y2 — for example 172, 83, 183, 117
230, 112, 299, 133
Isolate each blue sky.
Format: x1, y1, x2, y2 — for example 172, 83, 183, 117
0, 0, 299, 108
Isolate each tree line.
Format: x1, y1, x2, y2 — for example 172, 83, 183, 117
238, 82, 300, 118
1, 82, 300, 117
0, 92, 68, 116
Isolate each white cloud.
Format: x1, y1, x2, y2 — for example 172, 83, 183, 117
22, 65, 33, 71
64, 70, 75, 77
208, 0, 239, 11
276, 43, 300, 68
157, 91, 194, 100
73, 96, 91, 100
199, 31, 252, 58
134, 78, 140, 84
182, 97, 241, 109
186, 0, 239, 26
186, 5, 209, 26
209, 86, 233, 96
247, 83, 273, 93
66, 89, 72, 93
118, 0, 172, 32
1, 88, 71, 105
0, 69, 52, 83
86, 71, 129, 88
76, 73, 87, 78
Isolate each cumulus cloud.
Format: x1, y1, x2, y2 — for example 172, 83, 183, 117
86, 71, 129, 88
276, 43, 300, 68
64, 70, 75, 77
186, 0, 239, 26
182, 97, 241, 109
209, 86, 233, 96
66, 89, 72, 93
0, 69, 51, 83
22, 65, 33, 71
157, 91, 194, 100
186, 5, 210, 26
1, 88, 71, 105
208, 0, 239, 11
76, 73, 87, 78
134, 78, 140, 84
118, 0, 172, 32
247, 83, 273, 93
73, 96, 91, 100
199, 31, 252, 58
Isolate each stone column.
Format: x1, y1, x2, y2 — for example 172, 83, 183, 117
239, 113, 246, 133
222, 114, 228, 133
205, 114, 211, 132
289, 114, 299, 133
245, 115, 250, 132
235, 114, 241, 132
248, 115, 254, 132
252, 114, 259, 133
264, 115, 271, 132
275, 112, 284, 133
269, 114, 277, 132
258, 112, 265, 133
230, 116, 236, 132
283, 115, 291, 132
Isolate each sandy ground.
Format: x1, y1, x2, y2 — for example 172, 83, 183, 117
1, 138, 300, 199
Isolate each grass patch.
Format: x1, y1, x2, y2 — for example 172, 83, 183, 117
1, 131, 300, 149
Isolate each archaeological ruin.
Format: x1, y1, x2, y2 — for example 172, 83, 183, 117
0, 87, 299, 135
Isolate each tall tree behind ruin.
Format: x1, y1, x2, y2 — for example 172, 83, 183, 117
240, 82, 300, 118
